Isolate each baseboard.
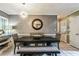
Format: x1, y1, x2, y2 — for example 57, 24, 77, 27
70, 45, 79, 50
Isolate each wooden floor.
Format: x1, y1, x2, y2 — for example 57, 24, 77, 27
58, 42, 79, 56
0, 40, 79, 56
60, 42, 79, 51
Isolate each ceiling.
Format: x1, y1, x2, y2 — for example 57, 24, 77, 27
0, 3, 79, 18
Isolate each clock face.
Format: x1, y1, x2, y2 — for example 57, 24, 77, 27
32, 19, 43, 30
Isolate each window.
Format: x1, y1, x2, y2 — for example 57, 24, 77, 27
0, 16, 11, 35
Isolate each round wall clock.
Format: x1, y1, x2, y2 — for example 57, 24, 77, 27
32, 19, 43, 30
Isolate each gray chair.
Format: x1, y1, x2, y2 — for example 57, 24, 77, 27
12, 34, 19, 54
56, 33, 61, 49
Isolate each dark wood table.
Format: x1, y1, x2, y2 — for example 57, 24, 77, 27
17, 36, 59, 42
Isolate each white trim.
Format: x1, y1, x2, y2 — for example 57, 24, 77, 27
0, 16, 8, 21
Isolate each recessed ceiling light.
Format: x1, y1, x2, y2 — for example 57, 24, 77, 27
22, 3, 26, 5
20, 11, 28, 19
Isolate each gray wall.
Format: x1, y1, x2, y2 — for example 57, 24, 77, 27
0, 10, 9, 18
8, 15, 21, 26
0, 10, 57, 34
9, 15, 57, 34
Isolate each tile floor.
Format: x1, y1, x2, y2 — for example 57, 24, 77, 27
0, 38, 79, 56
